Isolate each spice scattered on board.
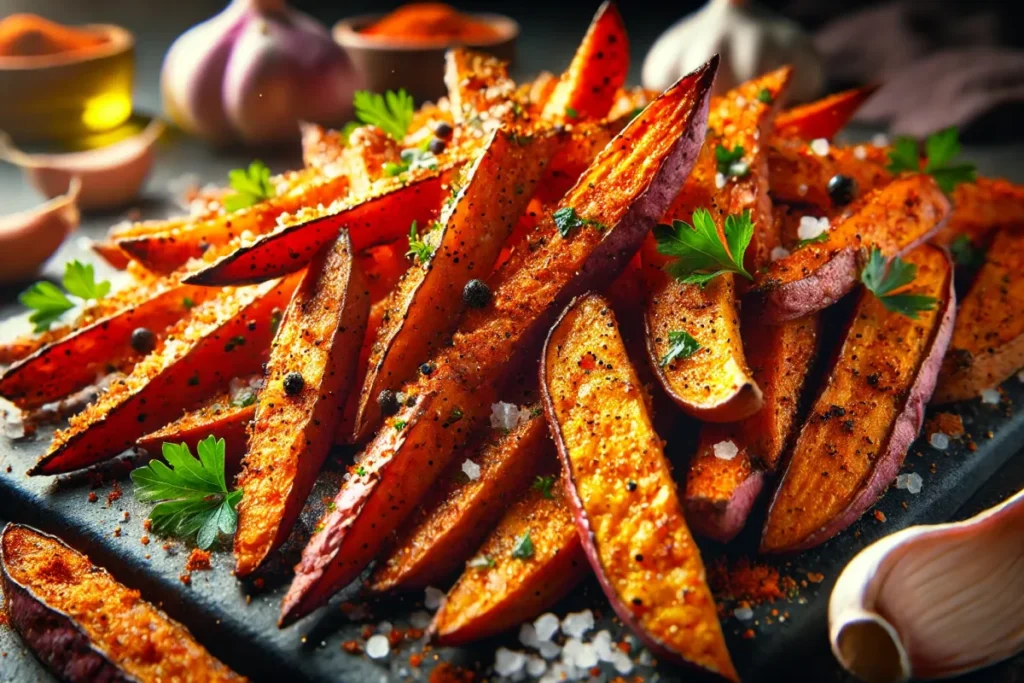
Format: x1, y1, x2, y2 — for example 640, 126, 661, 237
186, 548, 212, 572
926, 412, 964, 439
708, 556, 797, 604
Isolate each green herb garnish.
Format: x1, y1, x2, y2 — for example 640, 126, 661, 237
406, 220, 437, 263
63, 261, 111, 301
231, 390, 257, 408
660, 330, 702, 367
20, 260, 111, 332
553, 207, 606, 238
654, 209, 754, 286
565, 106, 579, 119
223, 160, 276, 213
860, 247, 938, 319
354, 89, 415, 142
511, 531, 534, 560
355, 465, 367, 477
715, 144, 749, 178
796, 231, 831, 249
757, 88, 773, 104
532, 475, 556, 499
183, 297, 195, 310
384, 146, 439, 177
886, 127, 976, 193
394, 420, 407, 432
467, 555, 496, 569
950, 234, 986, 269
130, 436, 241, 550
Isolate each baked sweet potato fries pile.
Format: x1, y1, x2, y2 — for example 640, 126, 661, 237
3, 3, 1024, 679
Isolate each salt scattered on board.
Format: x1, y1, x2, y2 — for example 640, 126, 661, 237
365, 635, 390, 659
929, 432, 949, 450
424, 586, 445, 610
895, 473, 923, 494
981, 388, 1001, 405
713, 440, 739, 461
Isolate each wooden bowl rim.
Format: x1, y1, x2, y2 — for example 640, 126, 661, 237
0, 24, 134, 71
333, 12, 519, 52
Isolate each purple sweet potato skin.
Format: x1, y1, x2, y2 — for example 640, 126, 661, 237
756, 248, 859, 324
686, 471, 765, 543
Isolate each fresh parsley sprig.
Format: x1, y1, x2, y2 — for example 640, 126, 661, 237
384, 145, 438, 177
949, 234, 986, 269
130, 436, 242, 550
511, 531, 534, 560
354, 89, 415, 142
224, 160, 276, 213
859, 247, 938, 319
886, 127, 976, 193
654, 209, 754, 286
660, 330, 701, 367
20, 260, 111, 332
553, 207, 606, 238
406, 220, 439, 263
532, 475, 556, 499
715, 144, 749, 178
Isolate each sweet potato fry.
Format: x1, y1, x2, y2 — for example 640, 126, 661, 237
234, 232, 369, 576
430, 470, 586, 646
353, 129, 558, 441
279, 59, 717, 626
762, 245, 955, 553
371, 408, 549, 592
29, 276, 298, 476
520, 70, 559, 117
0, 282, 215, 410
335, 299, 385, 445
540, 1, 629, 124
445, 48, 517, 128
752, 174, 951, 323
183, 170, 448, 287
1, 524, 245, 682
685, 313, 820, 541
90, 238, 132, 269
767, 138, 891, 210
542, 294, 736, 681
359, 241, 409, 304
774, 85, 879, 140
932, 177, 1024, 247
935, 227, 1024, 403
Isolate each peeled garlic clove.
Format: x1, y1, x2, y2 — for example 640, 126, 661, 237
830, 487, 1024, 682
0, 177, 80, 284
0, 119, 164, 211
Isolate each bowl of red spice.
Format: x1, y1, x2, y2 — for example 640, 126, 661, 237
334, 2, 518, 103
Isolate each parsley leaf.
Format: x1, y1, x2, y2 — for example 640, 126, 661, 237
130, 436, 241, 550
63, 261, 110, 300
20, 260, 111, 332
565, 106, 579, 119
230, 389, 257, 408
394, 420, 407, 431
384, 147, 438, 176
355, 465, 367, 477
859, 247, 938, 319
796, 231, 831, 249
406, 220, 438, 263
950, 234, 986, 268
715, 144, 749, 178
655, 209, 754, 286
511, 531, 534, 560
886, 128, 976, 193
354, 89, 414, 142
553, 207, 606, 238
224, 160, 276, 213
660, 330, 701, 367
532, 475, 556, 499
886, 137, 920, 175
467, 554, 496, 569
757, 88, 773, 104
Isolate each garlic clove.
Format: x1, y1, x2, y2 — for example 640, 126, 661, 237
830, 487, 1024, 682
0, 119, 164, 211
0, 177, 80, 284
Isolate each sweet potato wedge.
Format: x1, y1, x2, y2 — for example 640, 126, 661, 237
932, 177, 1024, 247
752, 174, 951, 323
0, 281, 215, 410
370, 408, 551, 593
116, 174, 352, 274
183, 170, 448, 287
234, 233, 369, 576
29, 276, 298, 476
430, 470, 586, 646
335, 299, 385, 445
444, 48, 517, 129
934, 227, 1024, 403
279, 59, 717, 626
684, 313, 820, 542
762, 245, 955, 553
353, 129, 558, 441
90, 238, 132, 269
767, 138, 891, 211
774, 85, 879, 140
541, 294, 736, 681
1, 524, 245, 682
540, 1, 629, 124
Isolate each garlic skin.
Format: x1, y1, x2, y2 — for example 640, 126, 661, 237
643, 0, 824, 103
829, 487, 1024, 682
161, 0, 358, 146
0, 177, 80, 284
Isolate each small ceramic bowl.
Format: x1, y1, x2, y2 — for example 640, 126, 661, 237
333, 13, 518, 103
0, 24, 134, 143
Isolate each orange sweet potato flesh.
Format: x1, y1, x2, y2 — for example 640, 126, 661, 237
359, 241, 408, 304
767, 138, 891, 211
444, 48, 517, 129
934, 227, 1024, 403
762, 245, 954, 553
335, 299, 385, 445
353, 129, 558, 441
279, 60, 717, 626
183, 170, 447, 287
1, 524, 245, 682
932, 177, 1024, 247
542, 294, 736, 681
370, 409, 550, 592
684, 313, 820, 542
0, 282, 215, 410
234, 233, 370, 576
774, 85, 879, 140
29, 276, 298, 476
540, 1, 629, 123
430, 470, 586, 646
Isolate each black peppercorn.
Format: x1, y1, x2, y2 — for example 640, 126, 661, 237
462, 279, 492, 308
433, 121, 453, 139
428, 137, 446, 155
130, 327, 156, 354
420, 362, 435, 376
377, 389, 400, 416
827, 174, 857, 206
627, 480, 637, 491
283, 372, 305, 395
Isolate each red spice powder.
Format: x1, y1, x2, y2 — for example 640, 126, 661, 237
429, 663, 475, 683
926, 412, 964, 438
185, 549, 211, 572
874, 510, 887, 523
105, 482, 122, 507
708, 556, 786, 604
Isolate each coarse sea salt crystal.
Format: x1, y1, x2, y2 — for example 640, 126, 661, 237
929, 432, 950, 450
574, 643, 598, 669
538, 640, 562, 660
713, 440, 739, 461
872, 133, 890, 147
534, 613, 560, 641
526, 655, 548, 677
365, 634, 390, 659
734, 606, 754, 621
610, 650, 634, 674
715, 172, 727, 189
490, 401, 528, 431
592, 630, 613, 662
895, 472, 923, 494
854, 145, 868, 160
377, 620, 393, 634
462, 459, 481, 481
424, 586, 445, 610
562, 610, 594, 639
734, 95, 748, 108
797, 216, 829, 241
562, 637, 583, 663
495, 648, 527, 676
409, 610, 432, 629
770, 246, 791, 262
519, 623, 540, 648
810, 138, 830, 156
981, 388, 1001, 405
540, 663, 574, 683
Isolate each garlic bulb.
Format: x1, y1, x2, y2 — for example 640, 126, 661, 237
0, 177, 80, 284
829, 487, 1024, 682
642, 0, 823, 103
161, 0, 358, 146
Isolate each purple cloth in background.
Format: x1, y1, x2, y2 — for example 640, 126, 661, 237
799, 0, 1024, 141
